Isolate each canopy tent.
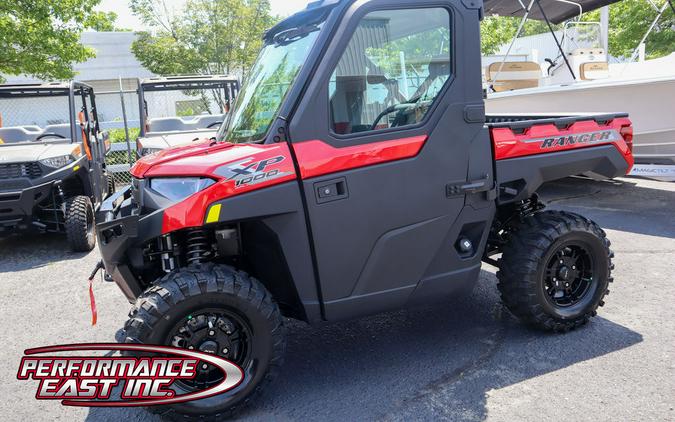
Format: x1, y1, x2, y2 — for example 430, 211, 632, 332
483, 0, 622, 23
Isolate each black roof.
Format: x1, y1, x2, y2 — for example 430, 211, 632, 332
138, 75, 239, 92
483, 0, 622, 24
269, 0, 622, 36
0, 81, 93, 99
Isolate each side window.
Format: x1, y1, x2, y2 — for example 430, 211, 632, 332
329, 8, 452, 135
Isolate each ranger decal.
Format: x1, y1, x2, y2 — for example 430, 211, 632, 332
532, 130, 622, 149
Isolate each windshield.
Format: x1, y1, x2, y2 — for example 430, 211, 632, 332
0, 95, 73, 145
217, 24, 323, 143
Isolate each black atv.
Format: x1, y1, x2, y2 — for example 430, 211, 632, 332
0, 82, 113, 251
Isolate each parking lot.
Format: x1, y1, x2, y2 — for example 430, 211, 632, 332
1, 176, 673, 422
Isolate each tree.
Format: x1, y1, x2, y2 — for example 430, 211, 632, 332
583, 0, 674, 59
130, 0, 278, 79
480, 15, 555, 55
0, 0, 116, 82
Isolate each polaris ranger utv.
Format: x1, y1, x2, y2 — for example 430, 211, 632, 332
136, 75, 239, 157
96, 0, 634, 418
0, 82, 113, 251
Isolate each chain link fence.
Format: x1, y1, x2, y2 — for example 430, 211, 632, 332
0, 87, 140, 189
0, 84, 236, 190
96, 90, 140, 188
100, 87, 232, 188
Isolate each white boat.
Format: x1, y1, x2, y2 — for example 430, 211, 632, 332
486, 54, 675, 170
483, 0, 675, 180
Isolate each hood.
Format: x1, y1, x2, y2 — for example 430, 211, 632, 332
131, 141, 294, 181
139, 130, 219, 150
0, 142, 78, 164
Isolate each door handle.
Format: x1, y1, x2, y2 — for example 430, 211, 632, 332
315, 178, 348, 204
446, 175, 495, 197
461, 178, 491, 193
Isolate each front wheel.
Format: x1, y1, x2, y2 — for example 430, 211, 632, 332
497, 211, 613, 332
123, 264, 286, 420
64, 195, 96, 252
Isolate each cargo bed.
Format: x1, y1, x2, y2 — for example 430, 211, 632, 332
487, 113, 634, 203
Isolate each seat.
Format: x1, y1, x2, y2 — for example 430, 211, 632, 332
149, 115, 226, 134
194, 114, 225, 130
0, 127, 41, 143
487, 61, 541, 92
580, 62, 609, 80
43, 123, 74, 140
148, 117, 188, 133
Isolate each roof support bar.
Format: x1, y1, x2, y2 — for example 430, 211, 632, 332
489, 0, 535, 91
535, 0, 577, 80
625, 0, 669, 66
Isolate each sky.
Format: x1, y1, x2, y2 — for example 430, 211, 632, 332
99, 0, 311, 30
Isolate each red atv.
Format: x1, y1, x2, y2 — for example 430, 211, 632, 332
96, 0, 633, 418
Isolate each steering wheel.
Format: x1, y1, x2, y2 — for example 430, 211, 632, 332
371, 104, 408, 131
207, 122, 223, 129
36, 133, 67, 141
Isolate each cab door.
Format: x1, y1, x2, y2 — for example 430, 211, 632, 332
288, 0, 493, 321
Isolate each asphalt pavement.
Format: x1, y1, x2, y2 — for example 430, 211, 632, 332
0, 176, 673, 421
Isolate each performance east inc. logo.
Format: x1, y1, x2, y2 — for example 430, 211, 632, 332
17, 343, 243, 407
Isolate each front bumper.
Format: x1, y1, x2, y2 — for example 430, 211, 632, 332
96, 186, 164, 301
0, 181, 55, 234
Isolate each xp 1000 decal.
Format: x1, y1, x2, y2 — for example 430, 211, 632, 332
17, 344, 243, 407
217, 156, 293, 188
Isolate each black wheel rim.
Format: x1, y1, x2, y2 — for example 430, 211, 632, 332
544, 243, 595, 308
166, 308, 253, 391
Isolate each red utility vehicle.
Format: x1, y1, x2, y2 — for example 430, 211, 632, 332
96, 0, 633, 418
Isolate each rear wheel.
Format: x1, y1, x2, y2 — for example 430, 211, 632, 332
497, 211, 613, 332
106, 174, 116, 196
64, 195, 96, 252
123, 264, 286, 420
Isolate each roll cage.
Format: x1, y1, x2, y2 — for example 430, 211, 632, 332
137, 75, 240, 137
0, 81, 102, 150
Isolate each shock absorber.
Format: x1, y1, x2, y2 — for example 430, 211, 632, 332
186, 229, 210, 265
159, 234, 175, 273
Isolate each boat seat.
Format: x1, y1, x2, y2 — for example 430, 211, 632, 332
580, 62, 609, 80
487, 61, 541, 92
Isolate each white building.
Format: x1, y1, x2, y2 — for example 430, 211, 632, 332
2, 32, 155, 129
4, 31, 154, 90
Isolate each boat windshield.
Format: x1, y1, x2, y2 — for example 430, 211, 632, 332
216, 23, 324, 144
563, 22, 603, 54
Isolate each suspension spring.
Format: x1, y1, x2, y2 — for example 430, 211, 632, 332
186, 229, 210, 265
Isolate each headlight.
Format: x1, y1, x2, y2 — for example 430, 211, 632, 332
148, 177, 215, 202
40, 155, 74, 169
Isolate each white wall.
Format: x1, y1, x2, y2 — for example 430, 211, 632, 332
2, 31, 154, 85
